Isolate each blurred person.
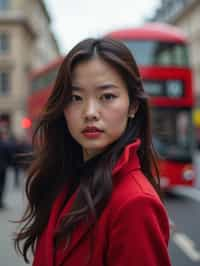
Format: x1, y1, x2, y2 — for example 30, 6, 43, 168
7, 135, 21, 188
14, 38, 171, 265
10, 136, 32, 187
0, 129, 12, 209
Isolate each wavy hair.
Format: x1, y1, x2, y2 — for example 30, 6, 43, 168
14, 38, 161, 263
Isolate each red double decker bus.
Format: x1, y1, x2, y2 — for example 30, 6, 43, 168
107, 23, 195, 188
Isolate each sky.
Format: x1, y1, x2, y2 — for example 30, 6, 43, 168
44, 0, 161, 54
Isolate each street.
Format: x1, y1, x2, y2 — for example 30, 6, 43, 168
1, 158, 200, 266
167, 193, 200, 265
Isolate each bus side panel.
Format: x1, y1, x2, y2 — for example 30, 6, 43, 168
28, 87, 52, 121
159, 159, 195, 188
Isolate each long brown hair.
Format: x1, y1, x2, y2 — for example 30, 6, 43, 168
14, 38, 160, 263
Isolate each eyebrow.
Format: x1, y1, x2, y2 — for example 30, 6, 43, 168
71, 83, 119, 91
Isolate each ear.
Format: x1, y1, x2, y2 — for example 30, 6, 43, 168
128, 101, 139, 118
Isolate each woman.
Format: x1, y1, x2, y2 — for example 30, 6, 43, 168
14, 38, 171, 265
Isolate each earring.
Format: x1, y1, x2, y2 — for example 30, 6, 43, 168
129, 113, 135, 119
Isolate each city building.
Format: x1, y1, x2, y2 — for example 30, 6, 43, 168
152, 0, 191, 23
0, 0, 60, 138
151, 0, 200, 110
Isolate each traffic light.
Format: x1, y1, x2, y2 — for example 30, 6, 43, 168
21, 117, 32, 129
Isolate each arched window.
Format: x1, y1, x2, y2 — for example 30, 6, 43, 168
0, 33, 9, 52
0, 71, 10, 95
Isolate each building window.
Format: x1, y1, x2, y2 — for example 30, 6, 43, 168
0, 0, 9, 9
0, 33, 9, 52
0, 72, 10, 95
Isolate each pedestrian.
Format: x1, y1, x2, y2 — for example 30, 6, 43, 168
0, 129, 12, 209
7, 135, 21, 187
11, 137, 32, 187
14, 38, 172, 265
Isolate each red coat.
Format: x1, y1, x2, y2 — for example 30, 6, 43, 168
33, 139, 171, 266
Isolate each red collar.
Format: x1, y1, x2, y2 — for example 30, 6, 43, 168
112, 138, 141, 180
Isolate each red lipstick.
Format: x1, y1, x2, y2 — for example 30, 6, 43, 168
82, 126, 103, 139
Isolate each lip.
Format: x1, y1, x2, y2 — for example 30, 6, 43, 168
82, 126, 103, 139
82, 126, 103, 133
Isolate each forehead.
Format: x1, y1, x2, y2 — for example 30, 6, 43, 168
71, 57, 124, 84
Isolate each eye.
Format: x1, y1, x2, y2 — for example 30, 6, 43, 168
101, 93, 117, 101
71, 94, 82, 102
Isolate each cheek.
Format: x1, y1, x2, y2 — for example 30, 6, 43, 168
105, 104, 129, 129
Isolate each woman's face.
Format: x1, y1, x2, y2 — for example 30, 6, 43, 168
64, 57, 134, 161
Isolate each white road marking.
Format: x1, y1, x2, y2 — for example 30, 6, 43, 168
170, 186, 200, 202
173, 232, 200, 262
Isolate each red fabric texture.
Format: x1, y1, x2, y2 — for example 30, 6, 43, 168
33, 139, 171, 266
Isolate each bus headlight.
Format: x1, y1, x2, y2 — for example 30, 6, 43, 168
182, 169, 194, 181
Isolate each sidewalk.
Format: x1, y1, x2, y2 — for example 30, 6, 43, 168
0, 170, 29, 266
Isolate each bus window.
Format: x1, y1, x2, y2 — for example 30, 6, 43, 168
123, 40, 189, 66
166, 80, 183, 98
152, 107, 193, 162
143, 79, 184, 98
143, 80, 163, 96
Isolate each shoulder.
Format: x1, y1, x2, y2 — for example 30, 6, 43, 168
109, 169, 169, 228
106, 179, 171, 265
108, 193, 169, 237
108, 172, 170, 243
111, 169, 161, 208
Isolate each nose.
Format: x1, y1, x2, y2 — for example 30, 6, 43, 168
83, 99, 99, 121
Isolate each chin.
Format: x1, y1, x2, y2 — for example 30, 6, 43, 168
83, 143, 108, 153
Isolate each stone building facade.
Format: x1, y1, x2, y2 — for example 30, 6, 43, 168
0, 0, 60, 138
152, 0, 200, 109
